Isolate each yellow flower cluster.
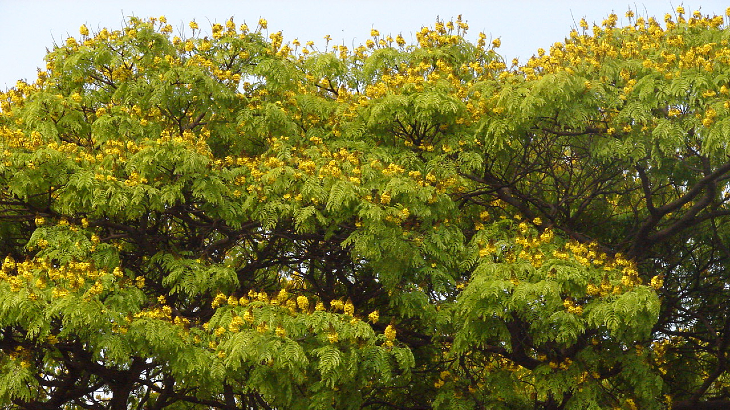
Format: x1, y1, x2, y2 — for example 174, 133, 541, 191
651, 338, 672, 374
384, 324, 397, 347
134, 305, 172, 320
0, 256, 117, 300
474, 214, 658, 302
203, 287, 397, 348
649, 275, 663, 289
562, 298, 583, 315
211, 289, 363, 318
6, 346, 32, 369
415, 17, 469, 49
368, 310, 379, 323
0, 126, 39, 149
514, 9, 728, 90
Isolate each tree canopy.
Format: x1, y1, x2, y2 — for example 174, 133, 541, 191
1, 7, 730, 410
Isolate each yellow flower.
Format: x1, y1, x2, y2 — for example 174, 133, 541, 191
371, 28, 380, 37
211, 292, 227, 308
344, 301, 354, 316
79, 25, 89, 37
368, 310, 379, 323
243, 310, 254, 323
327, 332, 339, 343
650, 275, 664, 290
330, 299, 344, 311
189, 21, 199, 30
296, 295, 309, 310
492, 38, 501, 48
384, 324, 396, 341
258, 18, 268, 29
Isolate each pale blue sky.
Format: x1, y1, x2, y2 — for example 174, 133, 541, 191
1, 0, 728, 89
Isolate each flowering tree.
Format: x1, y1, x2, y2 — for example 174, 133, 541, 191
1, 8, 730, 410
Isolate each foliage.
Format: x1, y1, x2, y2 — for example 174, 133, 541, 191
1, 8, 730, 410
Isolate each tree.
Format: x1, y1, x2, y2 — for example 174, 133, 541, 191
1, 8, 729, 409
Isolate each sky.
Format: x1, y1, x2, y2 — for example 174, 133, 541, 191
1, 0, 729, 89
